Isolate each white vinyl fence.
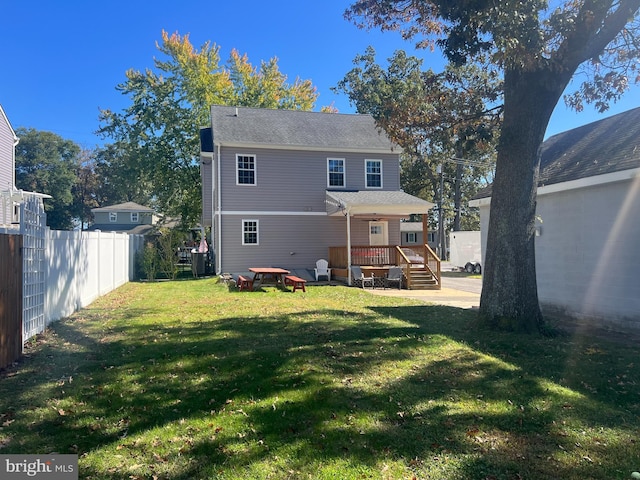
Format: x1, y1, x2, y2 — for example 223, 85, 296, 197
45, 230, 145, 327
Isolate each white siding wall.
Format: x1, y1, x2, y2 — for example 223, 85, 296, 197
478, 176, 640, 330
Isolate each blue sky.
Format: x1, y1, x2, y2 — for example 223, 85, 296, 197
2, 0, 638, 149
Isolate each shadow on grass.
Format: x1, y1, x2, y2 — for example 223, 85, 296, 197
2, 293, 638, 479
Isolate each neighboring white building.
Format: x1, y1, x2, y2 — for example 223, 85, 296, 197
471, 107, 640, 332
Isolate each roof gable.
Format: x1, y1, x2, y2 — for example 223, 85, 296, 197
539, 106, 640, 186
0, 104, 18, 141
210, 106, 398, 153
91, 202, 154, 213
472, 106, 640, 200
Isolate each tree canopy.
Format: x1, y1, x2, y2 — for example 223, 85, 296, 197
15, 128, 80, 230
335, 47, 501, 246
346, 0, 640, 332
98, 31, 319, 227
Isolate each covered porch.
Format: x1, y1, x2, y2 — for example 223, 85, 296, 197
325, 190, 441, 290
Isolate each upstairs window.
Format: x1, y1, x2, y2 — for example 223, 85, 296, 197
131, 212, 139, 223
407, 232, 417, 243
109, 212, 117, 222
365, 160, 382, 188
327, 158, 345, 187
242, 220, 259, 245
237, 154, 256, 185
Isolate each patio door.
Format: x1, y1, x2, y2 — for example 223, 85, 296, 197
369, 221, 388, 246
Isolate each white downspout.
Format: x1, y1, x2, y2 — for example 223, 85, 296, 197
346, 210, 352, 285
216, 143, 222, 275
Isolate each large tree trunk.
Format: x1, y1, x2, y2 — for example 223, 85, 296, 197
479, 68, 571, 332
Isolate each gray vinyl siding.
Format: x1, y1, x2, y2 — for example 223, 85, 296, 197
0, 110, 15, 224
218, 146, 400, 213
213, 144, 403, 273
93, 211, 152, 226
219, 214, 346, 273
348, 218, 400, 245
219, 215, 404, 273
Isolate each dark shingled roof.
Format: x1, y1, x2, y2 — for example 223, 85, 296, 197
210, 105, 397, 153
474, 106, 640, 199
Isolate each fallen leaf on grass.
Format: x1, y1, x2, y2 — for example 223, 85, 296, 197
466, 427, 480, 437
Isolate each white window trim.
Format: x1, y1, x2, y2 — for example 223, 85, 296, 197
327, 158, 346, 188
130, 212, 139, 223
242, 219, 259, 245
365, 159, 383, 189
407, 232, 417, 243
236, 154, 257, 186
109, 212, 117, 222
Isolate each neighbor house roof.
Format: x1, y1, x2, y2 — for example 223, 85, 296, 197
326, 190, 433, 216
473, 106, 640, 200
210, 105, 398, 153
86, 224, 157, 235
91, 202, 154, 213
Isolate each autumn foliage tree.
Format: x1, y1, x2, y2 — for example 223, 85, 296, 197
346, 0, 640, 333
99, 31, 318, 227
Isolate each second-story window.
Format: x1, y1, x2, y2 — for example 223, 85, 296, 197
328, 158, 345, 187
131, 212, 139, 223
366, 160, 382, 188
109, 212, 117, 222
237, 154, 256, 185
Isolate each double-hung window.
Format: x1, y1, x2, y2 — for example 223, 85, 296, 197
130, 212, 139, 223
109, 212, 117, 222
365, 159, 382, 188
242, 220, 259, 245
327, 158, 345, 188
237, 154, 256, 185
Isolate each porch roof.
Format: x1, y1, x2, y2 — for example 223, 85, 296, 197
326, 190, 433, 217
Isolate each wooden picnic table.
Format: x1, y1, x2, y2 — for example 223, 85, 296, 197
248, 267, 290, 288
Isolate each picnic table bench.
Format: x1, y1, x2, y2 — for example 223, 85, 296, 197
284, 275, 307, 292
237, 275, 254, 291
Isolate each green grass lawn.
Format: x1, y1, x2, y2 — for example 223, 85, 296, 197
1, 278, 638, 479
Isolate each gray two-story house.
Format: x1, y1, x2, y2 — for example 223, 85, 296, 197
200, 106, 436, 284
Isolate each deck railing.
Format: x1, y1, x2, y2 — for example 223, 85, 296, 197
328, 244, 441, 289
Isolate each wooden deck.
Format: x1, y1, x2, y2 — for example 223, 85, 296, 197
328, 245, 441, 290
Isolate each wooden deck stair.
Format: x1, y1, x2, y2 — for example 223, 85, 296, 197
407, 268, 440, 290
